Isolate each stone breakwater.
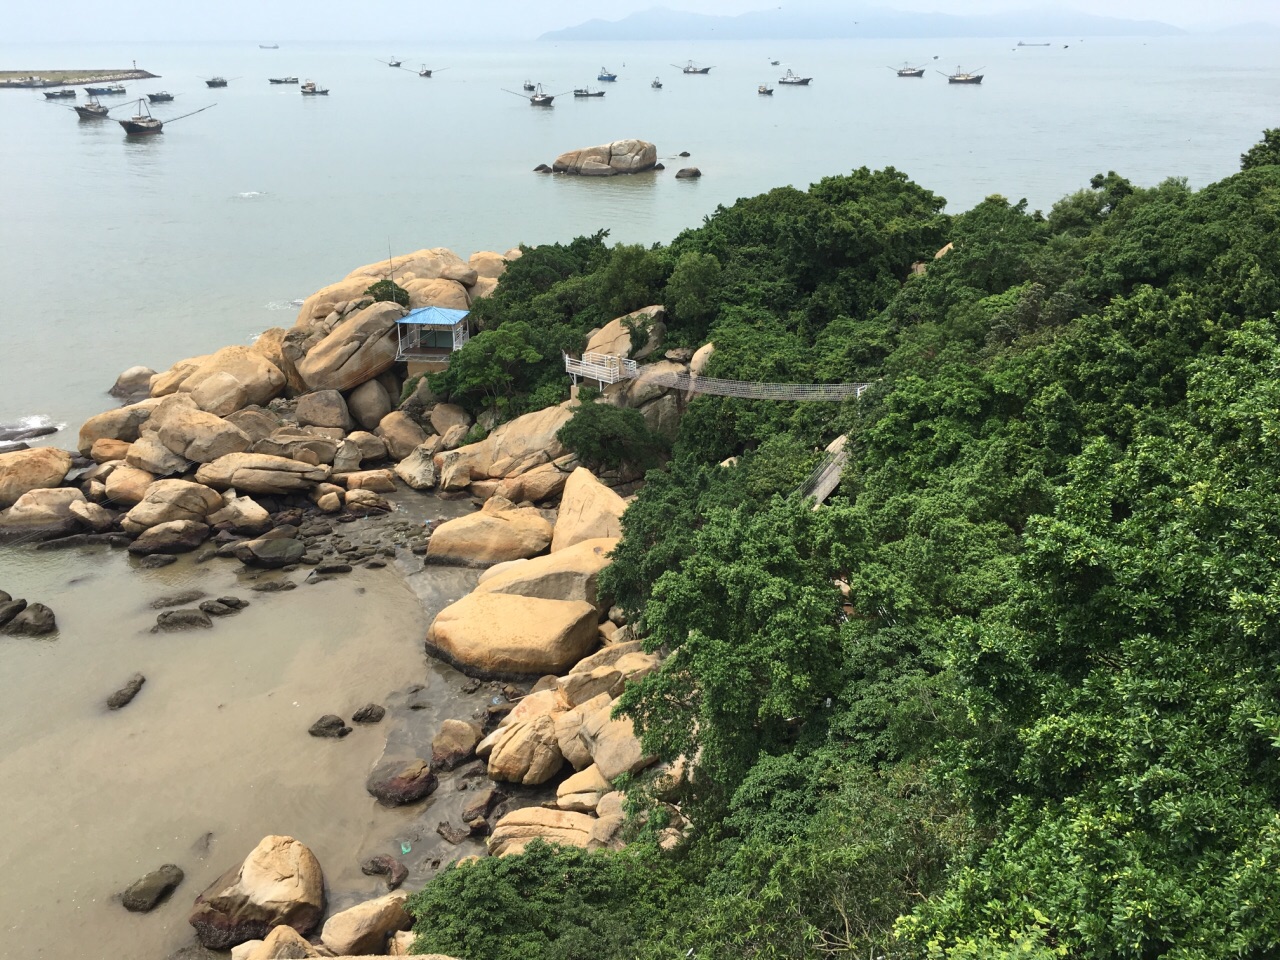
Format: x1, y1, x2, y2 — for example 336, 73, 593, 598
0, 241, 713, 956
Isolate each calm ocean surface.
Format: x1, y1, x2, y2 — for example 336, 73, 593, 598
2, 36, 1279, 433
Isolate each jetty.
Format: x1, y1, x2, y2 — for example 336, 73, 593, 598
0, 69, 158, 89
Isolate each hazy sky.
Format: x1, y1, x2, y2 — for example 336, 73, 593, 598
4, 0, 1276, 43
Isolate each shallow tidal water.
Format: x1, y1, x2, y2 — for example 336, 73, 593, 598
0, 496, 491, 959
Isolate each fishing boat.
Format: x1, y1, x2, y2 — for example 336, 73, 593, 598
598, 67, 617, 81
522, 81, 536, 91
85, 83, 126, 95
259, 43, 279, 49
419, 65, 433, 77
43, 88, 76, 99
892, 63, 926, 77
204, 77, 229, 88
1017, 41, 1050, 46
778, 69, 812, 85
651, 77, 662, 89
943, 66, 984, 84
573, 87, 605, 98
386, 58, 402, 68
674, 60, 713, 74
758, 83, 773, 95
268, 76, 299, 84
73, 96, 110, 119
300, 80, 329, 95
146, 91, 175, 103
770, 59, 780, 65
504, 83, 557, 106
116, 97, 216, 135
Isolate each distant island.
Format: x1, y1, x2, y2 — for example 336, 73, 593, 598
540, 3, 1183, 41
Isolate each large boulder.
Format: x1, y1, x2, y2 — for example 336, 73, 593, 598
393, 445, 437, 490
475, 537, 617, 608
492, 456, 577, 504
550, 469, 626, 553
376, 412, 428, 461
207, 491, 272, 535
443, 404, 573, 481
320, 893, 411, 956
366, 758, 438, 806
553, 139, 658, 176
430, 403, 471, 436
488, 808, 596, 857
125, 433, 189, 476
233, 537, 306, 568
584, 306, 666, 360
153, 396, 253, 464
346, 247, 476, 288
426, 592, 598, 678
426, 497, 552, 566
177, 346, 286, 412
294, 276, 378, 329
128, 519, 211, 555
577, 697, 656, 781
196, 454, 329, 495
252, 328, 309, 396
297, 301, 404, 391
78, 398, 163, 455
104, 465, 156, 505
0, 488, 85, 540
110, 366, 159, 400
252, 429, 339, 466
431, 719, 484, 771
346, 380, 393, 431
402, 277, 470, 310
469, 250, 509, 280
295, 390, 353, 431
484, 713, 565, 785
187, 835, 325, 950
0, 447, 73, 508
150, 355, 211, 397
242, 924, 318, 958
121, 479, 222, 535
556, 764, 611, 813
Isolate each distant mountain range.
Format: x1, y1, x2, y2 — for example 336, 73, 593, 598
539, 4, 1184, 42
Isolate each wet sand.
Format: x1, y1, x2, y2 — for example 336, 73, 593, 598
0, 496, 493, 959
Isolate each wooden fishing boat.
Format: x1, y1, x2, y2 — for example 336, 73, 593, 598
300, 80, 329, 95
259, 43, 279, 49
758, 84, 773, 95
268, 76, 299, 84
505, 83, 558, 106
117, 98, 216, 135
522, 81, 536, 91
673, 60, 713, 74
204, 77, 229, 88
943, 66, 984, 84
573, 87, 606, 98
598, 67, 617, 81
651, 77, 663, 89
73, 96, 110, 119
43, 88, 76, 99
147, 91, 175, 103
386, 58, 402, 68
892, 63, 926, 77
85, 83, 126, 95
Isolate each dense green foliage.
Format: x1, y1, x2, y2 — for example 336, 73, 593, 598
364, 277, 410, 307
555, 398, 667, 473
409, 134, 1280, 959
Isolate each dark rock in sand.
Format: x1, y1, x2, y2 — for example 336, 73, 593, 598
364, 558, 387, 569
3, 603, 56, 636
128, 521, 211, 555
366, 758, 438, 806
316, 561, 352, 574
360, 854, 409, 890
153, 609, 213, 632
107, 673, 147, 710
122, 863, 184, 912
216, 596, 248, 609
533, 163, 552, 173
461, 784, 505, 823
198, 601, 235, 617
431, 719, 484, 771
0, 424, 57, 442
0, 590, 9, 603
351, 703, 386, 724
298, 520, 333, 538
0, 598, 28, 628
308, 714, 351, 738
138, 554, 178, 569
678, 150, 691, 157
653, 162, 665, 171
250, 580, 296, 593
436, 821, 471, 845
233, 537, 306, 569
152, 590, 207, 610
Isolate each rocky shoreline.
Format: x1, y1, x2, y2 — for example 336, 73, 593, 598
0, 243, 710, 957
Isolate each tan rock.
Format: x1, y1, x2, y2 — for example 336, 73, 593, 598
550, 469, 626, 553
341, 469, 397, 493
553, 140, 658, 177
297, 301, 404, 392
345, 488, 389, 512
320, 893, 411, 956
195, 454, 330, 495
153, 398, 253, 464
348, 430, 389, 463
426, 497, 552, 566
474, 537, 617, 608
69, 498, 115, 532
90, 438, 132, 464
426, 592, 599, 678
346, 379, 393, 431
189, 371, 251, 418
294, 276, 378, 329
207, 491, 272, 535
430, 403, 472, 435
0, 447, 73, 509
583, 306, 666, 360
226, 407, 283, 444
403, 277, 470, 310
431, 719, 484, 770
388, 930, 417, 956
492, 456, 577, 504
442, 405, 573, 481
253, 327, 308, 396
587, 813, 627, 852
252, 430, 339, 466
188, 835, 325, 950
556, 763, 611, 812
468, 251, 509, 279
104, 465, 156, 505
125, 433, 189, 476
110, 365, 158, 399
485, 713, 565, 785
624, 360, 687, 408
296, 389, 353, 431
121, 479, 223, 535
0, 488, 85, 537
488, 808, 595, 857
345, 247, 472, 286
577, 698, 656, 781
78, 398, 163, 455
559, 666, 624, 707
245, 923, 318, 958
150, 355, 211, 397
554, 693, 611, 770
393, 445, 437, 490
376, 411, 428, 461
467, 276, 499, 303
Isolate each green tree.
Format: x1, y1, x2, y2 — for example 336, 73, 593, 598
364, 277, 410, 307
429, 320, 541, 412
555, 400, 665, 473
665, 250, 723, 338
1240, 127, 1280, 170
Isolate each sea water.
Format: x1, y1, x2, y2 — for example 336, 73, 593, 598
1, 36, 1278, 433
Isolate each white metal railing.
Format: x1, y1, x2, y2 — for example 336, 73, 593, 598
564, 352, 640, 385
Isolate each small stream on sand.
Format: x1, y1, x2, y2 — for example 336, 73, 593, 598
0, 493, 512, 959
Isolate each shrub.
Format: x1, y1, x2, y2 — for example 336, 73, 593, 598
556, 401, 665, 472
364, 278, 410, 307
